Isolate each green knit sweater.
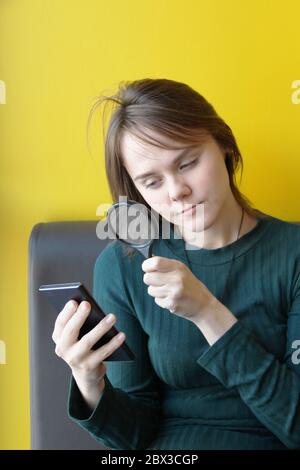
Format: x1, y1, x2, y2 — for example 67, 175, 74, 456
68, 213, 300, 450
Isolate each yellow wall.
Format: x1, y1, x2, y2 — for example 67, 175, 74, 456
0, 0, 299, 449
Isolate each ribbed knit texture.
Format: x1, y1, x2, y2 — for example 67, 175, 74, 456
68, 213, 300, 450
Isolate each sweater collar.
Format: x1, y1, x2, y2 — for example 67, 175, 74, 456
160, 212, 274, 266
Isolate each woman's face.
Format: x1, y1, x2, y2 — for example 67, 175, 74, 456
120, 129, 232, 234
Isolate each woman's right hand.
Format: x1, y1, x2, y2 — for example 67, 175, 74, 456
52, 300, 126, 394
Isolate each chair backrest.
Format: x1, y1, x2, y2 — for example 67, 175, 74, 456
28, 221, 110, 449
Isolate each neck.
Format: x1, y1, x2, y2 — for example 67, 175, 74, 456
178, 195, 245, 250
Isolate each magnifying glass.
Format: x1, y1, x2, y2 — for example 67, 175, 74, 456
105, 199, 160, 258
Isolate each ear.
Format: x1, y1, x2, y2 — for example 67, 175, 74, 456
223, 150, 232, 172
222, 146, 231, 158
223, 148, 233, 162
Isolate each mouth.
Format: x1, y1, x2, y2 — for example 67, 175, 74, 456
179, 201, 204, 214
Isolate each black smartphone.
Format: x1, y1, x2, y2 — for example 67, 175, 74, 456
39, 282, 135, 361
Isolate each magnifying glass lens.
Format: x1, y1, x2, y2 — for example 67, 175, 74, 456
107, 201, 159, 258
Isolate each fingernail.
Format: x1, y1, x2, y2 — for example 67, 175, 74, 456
81, 302, 90, 313
105, 314, 115, 323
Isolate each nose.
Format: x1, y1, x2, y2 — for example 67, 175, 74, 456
168, 176, 191, 202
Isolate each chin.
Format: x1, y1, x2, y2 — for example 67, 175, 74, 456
184, 219, 205, 233
178, 210, 206, 232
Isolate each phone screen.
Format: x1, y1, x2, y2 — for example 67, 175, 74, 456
39, 282, 135, 361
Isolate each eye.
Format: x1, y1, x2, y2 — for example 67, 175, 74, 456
144, 157, 199, 189
145, 180, 160, 189
179, 158, 197, 170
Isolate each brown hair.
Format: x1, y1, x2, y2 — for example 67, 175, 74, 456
87, 78, 266, 256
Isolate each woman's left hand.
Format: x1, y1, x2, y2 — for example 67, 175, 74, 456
141, 255, 217, 323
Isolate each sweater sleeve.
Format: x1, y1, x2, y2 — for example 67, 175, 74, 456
67, 242, 162, 450
196, 275, 300, 449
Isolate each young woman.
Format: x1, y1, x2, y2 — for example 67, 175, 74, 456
52, 78, 300, 450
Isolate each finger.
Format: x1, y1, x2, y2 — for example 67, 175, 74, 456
87, 330, 126, 367
143, 271, 173, 286
154, 296, 174, 310
74, 313, 117, 359
147, 285, 168, 298
59, 301, 92, 349
142, 256, 174, 273
52, 300, 78, 343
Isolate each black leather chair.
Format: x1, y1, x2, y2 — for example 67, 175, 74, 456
28, 220, 110, 450
28, 217, 300, 449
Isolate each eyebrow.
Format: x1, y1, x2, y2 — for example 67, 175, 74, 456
133, 148, 196, 182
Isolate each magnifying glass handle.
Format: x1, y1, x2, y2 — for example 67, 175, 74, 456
137, 245, 152, 258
